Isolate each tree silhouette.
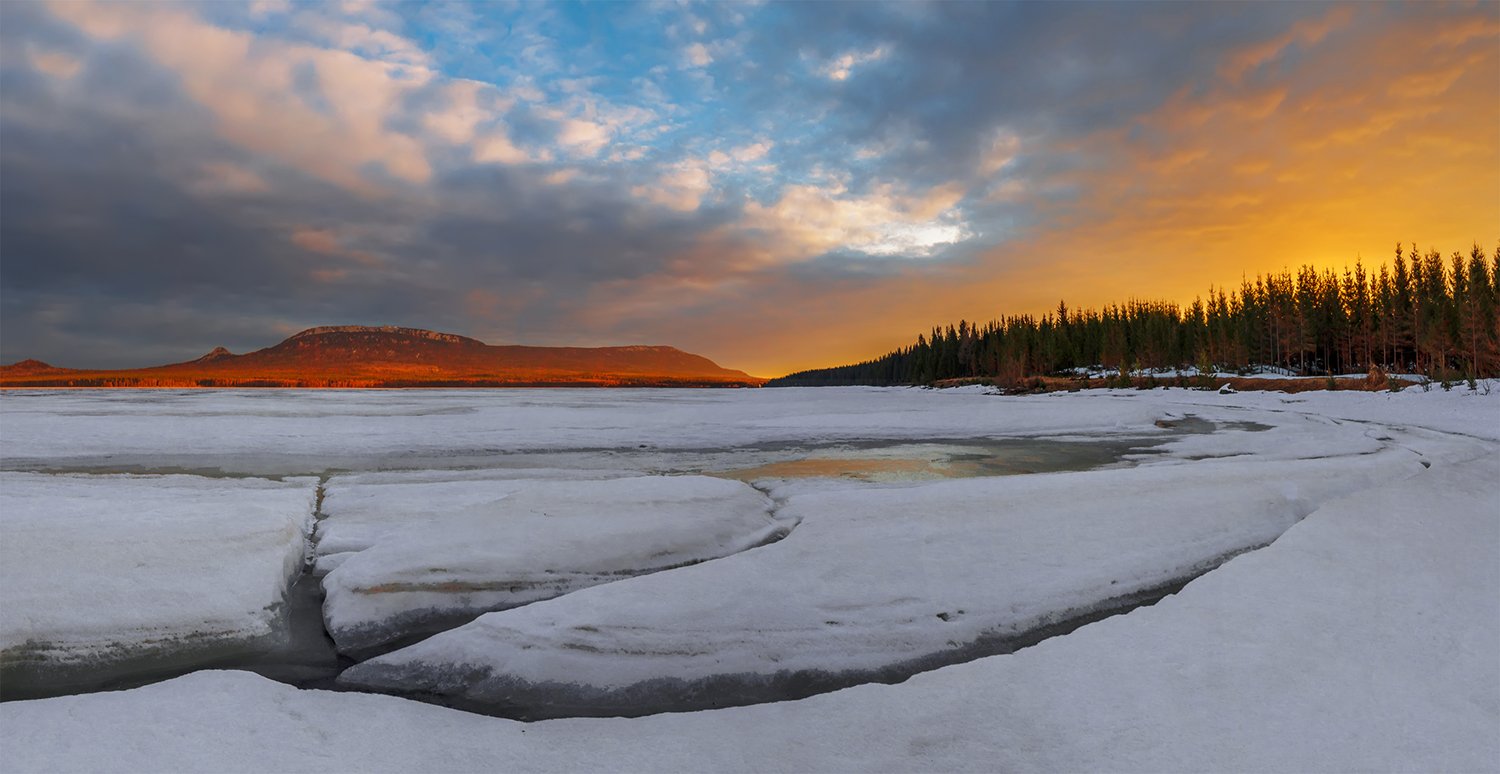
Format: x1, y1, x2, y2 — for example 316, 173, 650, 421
769, 241, 1500, 387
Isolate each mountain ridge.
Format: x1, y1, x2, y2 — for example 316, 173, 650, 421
0, 326, 762, 388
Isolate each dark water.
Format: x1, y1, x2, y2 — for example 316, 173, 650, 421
239, 571, 353, 689
0, 571, 348, 702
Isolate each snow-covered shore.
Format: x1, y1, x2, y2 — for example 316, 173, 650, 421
1, 386, 1495, 772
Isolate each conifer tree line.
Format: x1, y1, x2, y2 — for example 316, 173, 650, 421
770, 242, 1500, 386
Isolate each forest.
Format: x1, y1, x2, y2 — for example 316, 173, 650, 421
769, 243, 1500, 387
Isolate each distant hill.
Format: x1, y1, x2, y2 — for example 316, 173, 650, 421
0, 359, 73, 376
0, 326, 763, 388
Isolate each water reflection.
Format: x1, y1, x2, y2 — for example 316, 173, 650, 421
714, 438, 1164, 483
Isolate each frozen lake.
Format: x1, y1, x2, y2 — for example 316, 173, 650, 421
1, 388, 1185, 698
0, 386, 1206, 477
2, 386, 1496, 771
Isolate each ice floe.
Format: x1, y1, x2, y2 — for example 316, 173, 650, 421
319, 474, 791, 658
3, 454, 1493, 772
0, 473, 316, 697
0, 387, 1193, 475
339, 447, 1431, 717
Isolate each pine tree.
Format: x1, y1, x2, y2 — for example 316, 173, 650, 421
766, 242, 1499, 387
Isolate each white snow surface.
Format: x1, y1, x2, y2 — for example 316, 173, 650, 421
319, 475, 789, 656
4, 385, 1495, 475
0, 387, 1290, 475
339, 447, 1435, 713
2, 386, 1497, 770
315, 467, 644, 558
3, 453, 1494, 773
0, 473, 317, 662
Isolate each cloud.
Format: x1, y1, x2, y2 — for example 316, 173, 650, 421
706, 140, 772, 171
26, 46, 81, 79
1, 0, 1495, 378
193, 162, 270, 195
632, 161, 712, 212
555, 118, 612, 157
290, 228, 342, 255
249, 0, 290, 17
302, 16, 432, 69
422, 79, 498, 144
731, 141, 772, 163
473, 131, 537, 164
285, 226, 378, 284
684, 42, 712, 68
818, 45, 888, 81
43, 0, 434, 193
745, 181, 971, 260
1220, 5, 1354, 82
981, 130, 1020, 175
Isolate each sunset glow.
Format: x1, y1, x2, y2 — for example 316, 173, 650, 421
1, 1, 1495, 377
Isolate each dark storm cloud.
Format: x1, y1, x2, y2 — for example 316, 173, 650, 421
425, 163, 750, 281
0, 1, 750, 365
734, 2, 1323, 191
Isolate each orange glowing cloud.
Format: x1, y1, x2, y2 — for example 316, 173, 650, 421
45, 0, 434, 196
625, 5, 1499, 377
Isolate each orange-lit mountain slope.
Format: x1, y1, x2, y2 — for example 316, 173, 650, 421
0, 326, 763, 388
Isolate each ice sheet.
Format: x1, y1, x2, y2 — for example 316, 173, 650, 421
0, 387, 1199, 475
6, 386, 1495, 478
315, 468, 644, 558
3, 385, 1496, 771
339, 446, 1432, 716
0, 473, 317, 678
319, 475, 791, 657
4, 454, 1493, 773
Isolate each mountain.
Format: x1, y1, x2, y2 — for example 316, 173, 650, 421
0, 326, 763, 388
0, 359, 73, 376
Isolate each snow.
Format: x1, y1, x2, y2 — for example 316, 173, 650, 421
315, 468, 642, 558
338, 446, 1433, 716
319, 475, 791, 657
0, 387, 1229, 476
7, 384, 1494, 477
2, 453, 1494, 773
1110, 382, 1500, 445
1, 385, 1496, 771
1070, 364, 1439, 382
0, 473, 316, 680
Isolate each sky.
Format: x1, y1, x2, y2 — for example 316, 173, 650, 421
1, 1, 1496, 377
